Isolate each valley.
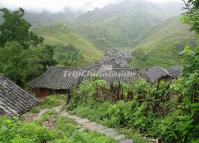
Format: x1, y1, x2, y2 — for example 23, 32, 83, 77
0, 0, 198, 143
23, 0, 197, 68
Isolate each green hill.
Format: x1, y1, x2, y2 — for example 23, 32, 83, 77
74, 12, 161, 49
22, 0, 195, 68
32, 24, 103, 65
129, 18, 197, 68
72, 0, 183, 49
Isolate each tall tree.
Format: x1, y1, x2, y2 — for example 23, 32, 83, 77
0, 8, 56, 87
54, 44, 84, 66
181, 1, 199, 142
183, 0, 199, 33
0, 8, 43, 48
0, 42, 56, 87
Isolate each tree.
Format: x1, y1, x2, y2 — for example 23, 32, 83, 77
0, 42, 56, 87
181, 1, 199, 142
0, 8, 56, 87
0, 8, 43, 48
54, 44, 84, 66
38, 45, 57, 71
183, 0, 199, 33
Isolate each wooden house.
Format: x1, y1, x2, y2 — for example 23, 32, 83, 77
29, 66, 140, 98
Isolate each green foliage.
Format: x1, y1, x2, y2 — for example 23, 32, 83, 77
130, 17, 197, 68
0, 115, 115, 143
54, 44, 84, 66
0, 95, 116, 143
31, 95, 67, 113
183, 0, 199, 33
72, 0, 183, 50
178, 47, 199, 143
39, 45, 57, 71
0, 42, 56, 87
0, 8, 43, 48
0, 8, 56, 87
68, 73, 198, 142
0, 116, 52, 143
32, 24, 103, 65
74, 12, 161, 49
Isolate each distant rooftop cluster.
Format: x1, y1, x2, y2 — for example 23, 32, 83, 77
87, 48, 131, 69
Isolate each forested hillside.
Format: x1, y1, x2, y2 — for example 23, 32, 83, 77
32, 24, 103, 65
18, 0, 196, 68
130, 17, 197, 68
72, 0, 183, 49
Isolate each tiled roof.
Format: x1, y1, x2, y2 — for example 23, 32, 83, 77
0, 75, 38, 117
30, 65, 183, 90
30, 67, 81, 90
82, 68, 139, 84
140, 67, 174, 82
167, 66, 183, 78
86, 48, 131, 69
29, 67, 140, 90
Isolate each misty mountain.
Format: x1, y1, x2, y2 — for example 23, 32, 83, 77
75, 0, 183, 23
71, 0, 184, 49
1, 0, 195, 68
24, 8, 81, 25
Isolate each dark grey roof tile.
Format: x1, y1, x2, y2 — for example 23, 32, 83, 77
0, 75, 38, 117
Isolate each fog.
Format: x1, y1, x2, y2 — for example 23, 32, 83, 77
0, 0, 181, 13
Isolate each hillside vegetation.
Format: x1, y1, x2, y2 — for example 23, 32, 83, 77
71, 0, 183, 49
130, 18, 197, 68
73, 12, 161, 49
19, 0, 196, 68
0, 96, 116, 143
32, 24, 103, 65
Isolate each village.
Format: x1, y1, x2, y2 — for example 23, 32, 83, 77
0, 1, 198, 143
26, 49, 181, 98
0, 48, 183, 143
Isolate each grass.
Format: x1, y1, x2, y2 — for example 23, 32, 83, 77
26, 95, 148, 143
73, 12, 161, 50
31, 95, 67, 113
70, 104, 149, 143
0, 95, 116, 143
0, 115, 116, 143
32, 24, 103, 65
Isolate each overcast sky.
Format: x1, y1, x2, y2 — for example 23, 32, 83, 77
0, 0, 181, 12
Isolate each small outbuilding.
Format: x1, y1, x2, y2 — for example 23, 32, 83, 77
140, 67, 175, 82
167, 66, 183, 79
0, 75, 38, 117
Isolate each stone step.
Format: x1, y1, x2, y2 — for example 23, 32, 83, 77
119, 139, 133, 143
60, 111, 134, 143
76, 118, 90, 124
114, 135, 126, 141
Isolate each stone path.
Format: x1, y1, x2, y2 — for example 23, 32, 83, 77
59, 111, 133, 143
28, 107, 134, 143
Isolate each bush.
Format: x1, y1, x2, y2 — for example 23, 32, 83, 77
68, 75, 199, 142
0, 115, 116, 143
0, 116, 52, 143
